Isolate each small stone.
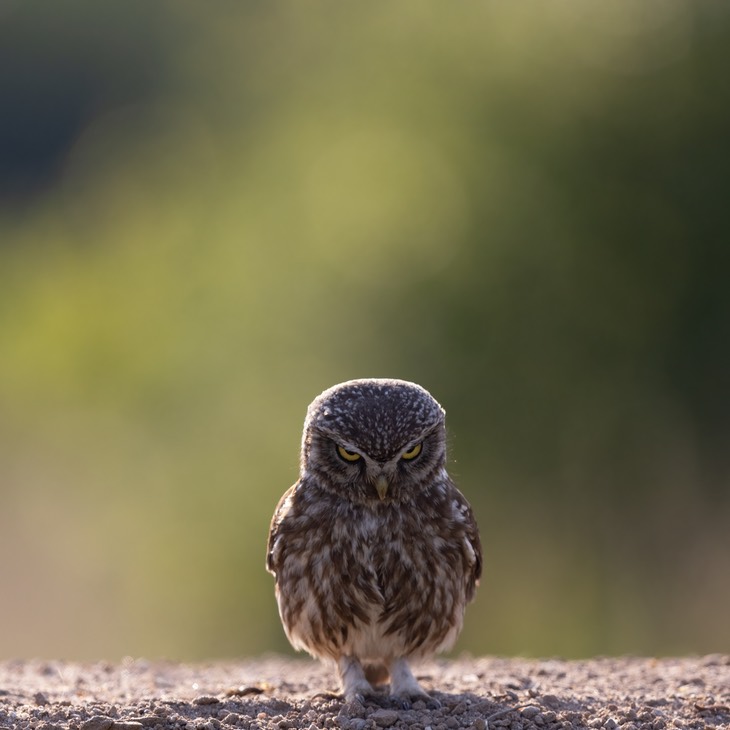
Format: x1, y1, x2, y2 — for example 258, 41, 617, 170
521, 706, 541, 719
81, 718, 114, 730
34, 692, 50, 705
112, 723, 144, 730
225, 686, 265, 697
604, 720, 618, 730
121, 717, 156, 727
193, 696, 220, 706
371, 709, 399, 728
473, 720, 487, 730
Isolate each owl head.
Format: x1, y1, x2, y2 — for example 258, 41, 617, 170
300, 378, 447, 504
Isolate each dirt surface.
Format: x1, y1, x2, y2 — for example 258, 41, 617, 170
1, 656, 728, 730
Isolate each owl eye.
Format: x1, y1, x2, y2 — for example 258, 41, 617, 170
401, 443, 422, 460
336, 445, 362, 462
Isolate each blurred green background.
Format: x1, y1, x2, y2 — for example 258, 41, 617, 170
1, 1, 729, 661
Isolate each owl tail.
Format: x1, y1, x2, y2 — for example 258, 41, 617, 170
363, 663, 389, 687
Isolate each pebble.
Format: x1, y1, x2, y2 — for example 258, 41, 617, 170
33, 692, 50, 705
520, 706, 541, 719
193, 695, 220, 705
371, 709, 399, 727
80, 718, 114, 730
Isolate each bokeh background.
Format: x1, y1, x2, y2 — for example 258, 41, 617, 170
1, 1, 729, 662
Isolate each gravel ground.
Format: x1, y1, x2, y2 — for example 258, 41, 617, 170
1, 656, 728, 730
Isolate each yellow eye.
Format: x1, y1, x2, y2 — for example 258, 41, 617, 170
401, 443, 422, 460
337, 445, 362, 462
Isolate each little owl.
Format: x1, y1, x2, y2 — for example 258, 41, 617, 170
266, 378, 482, 705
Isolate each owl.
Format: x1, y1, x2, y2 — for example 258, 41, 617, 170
266, 378, 482, 706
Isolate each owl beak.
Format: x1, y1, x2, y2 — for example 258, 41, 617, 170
374, 474, 389, 500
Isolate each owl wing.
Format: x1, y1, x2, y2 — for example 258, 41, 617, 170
266, 483, 297, 576
452, 488, 482, 602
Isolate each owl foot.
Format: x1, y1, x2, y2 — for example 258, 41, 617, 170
388, 658, 440, 709
338, 656, 376, 704
389, 692, 442, 711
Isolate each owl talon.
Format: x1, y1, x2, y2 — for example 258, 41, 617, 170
312, 691, 341, 701
391, 692, 441, 710
342, 690, 373, 704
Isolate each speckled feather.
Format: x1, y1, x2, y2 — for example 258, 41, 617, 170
303, 380, 446, 463
266, 379, 482, 702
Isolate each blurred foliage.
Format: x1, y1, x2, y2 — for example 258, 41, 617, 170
1, 1, 729, 661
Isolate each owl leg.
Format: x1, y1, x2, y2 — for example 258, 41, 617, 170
388, 658, 440, 708
337, 655, 375, 703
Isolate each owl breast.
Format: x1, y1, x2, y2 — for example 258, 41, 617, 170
272, 478, 474, 663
